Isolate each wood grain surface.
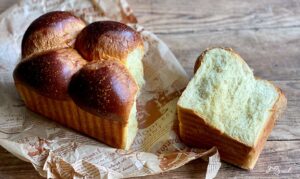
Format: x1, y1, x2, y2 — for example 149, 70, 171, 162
0, 0, 299, 178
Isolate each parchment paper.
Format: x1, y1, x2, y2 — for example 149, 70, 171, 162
0, 0, 221, 178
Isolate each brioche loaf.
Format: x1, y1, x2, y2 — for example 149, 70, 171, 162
177, 48, 287, 169
13, 11, 144, 149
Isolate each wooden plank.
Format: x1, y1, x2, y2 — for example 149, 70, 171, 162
154, 29, 300, 80
0, 0, 15, 13
138, 141, 300, 178
129, 0, 300, 80
269, 80, 300, 140
1, 141, 300, 178
129, 0, 300, 33
0, 146, 42, 179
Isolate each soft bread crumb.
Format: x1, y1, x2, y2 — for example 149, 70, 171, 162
126, 47, 145, 87
125, 100, 138, 149
178, 48, 279, 147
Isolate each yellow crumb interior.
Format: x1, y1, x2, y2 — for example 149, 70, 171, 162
126, 47, 145, 88
178, 48, 278, 146
124, 100, 138, 150
123, 47, 144, 149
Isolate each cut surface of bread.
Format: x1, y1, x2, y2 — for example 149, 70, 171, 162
126, 47, 145, 87
177, 48, 287, 169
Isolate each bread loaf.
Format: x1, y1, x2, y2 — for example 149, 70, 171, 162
177, 48, 287, 169
13, 11, 144, 149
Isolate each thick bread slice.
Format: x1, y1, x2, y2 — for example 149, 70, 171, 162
177, 48, 287, 169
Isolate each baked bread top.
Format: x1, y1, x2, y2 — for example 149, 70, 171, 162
75, 21, 143, 62
21, 11, 86, 58
75, 21, 145, 87
69, 60, 138, 122
14, 11, 144, 123
178, 48, 285, 147
14, 48, 86, 100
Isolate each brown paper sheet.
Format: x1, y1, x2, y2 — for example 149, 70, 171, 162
0, 0, 221, 178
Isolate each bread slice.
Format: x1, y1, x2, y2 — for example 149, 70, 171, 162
177, 48, 287, 169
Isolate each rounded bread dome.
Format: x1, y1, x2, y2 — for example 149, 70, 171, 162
17, 11, 143, 122
75, 21, 144, 63
22, 11, 86, 58
14, 11, 144, 149
68, 60, 138, 122
14, 48, 87, 100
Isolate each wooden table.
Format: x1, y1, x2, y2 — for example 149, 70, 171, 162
0, 0, 299, 178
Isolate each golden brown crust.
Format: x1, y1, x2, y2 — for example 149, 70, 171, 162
75, 21, 143, 63
15, 83, 129, 149
68, 60, 138, 123
15, 11, 142, 149
14, 48, 86, 100
180, 47, 287, 169
249, 88, 287, 167
21, 11, 86, 58
178, 87, 286, 170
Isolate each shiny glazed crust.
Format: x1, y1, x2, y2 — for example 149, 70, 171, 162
69, 60, 138, 122
75, 21, 144, 63
14, 48, 86, 100
13, 11, 144, 149
21, 11, 86, 58
179, 48, 287, 169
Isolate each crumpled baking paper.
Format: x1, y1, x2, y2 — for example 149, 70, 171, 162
0, 0, 221, 178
